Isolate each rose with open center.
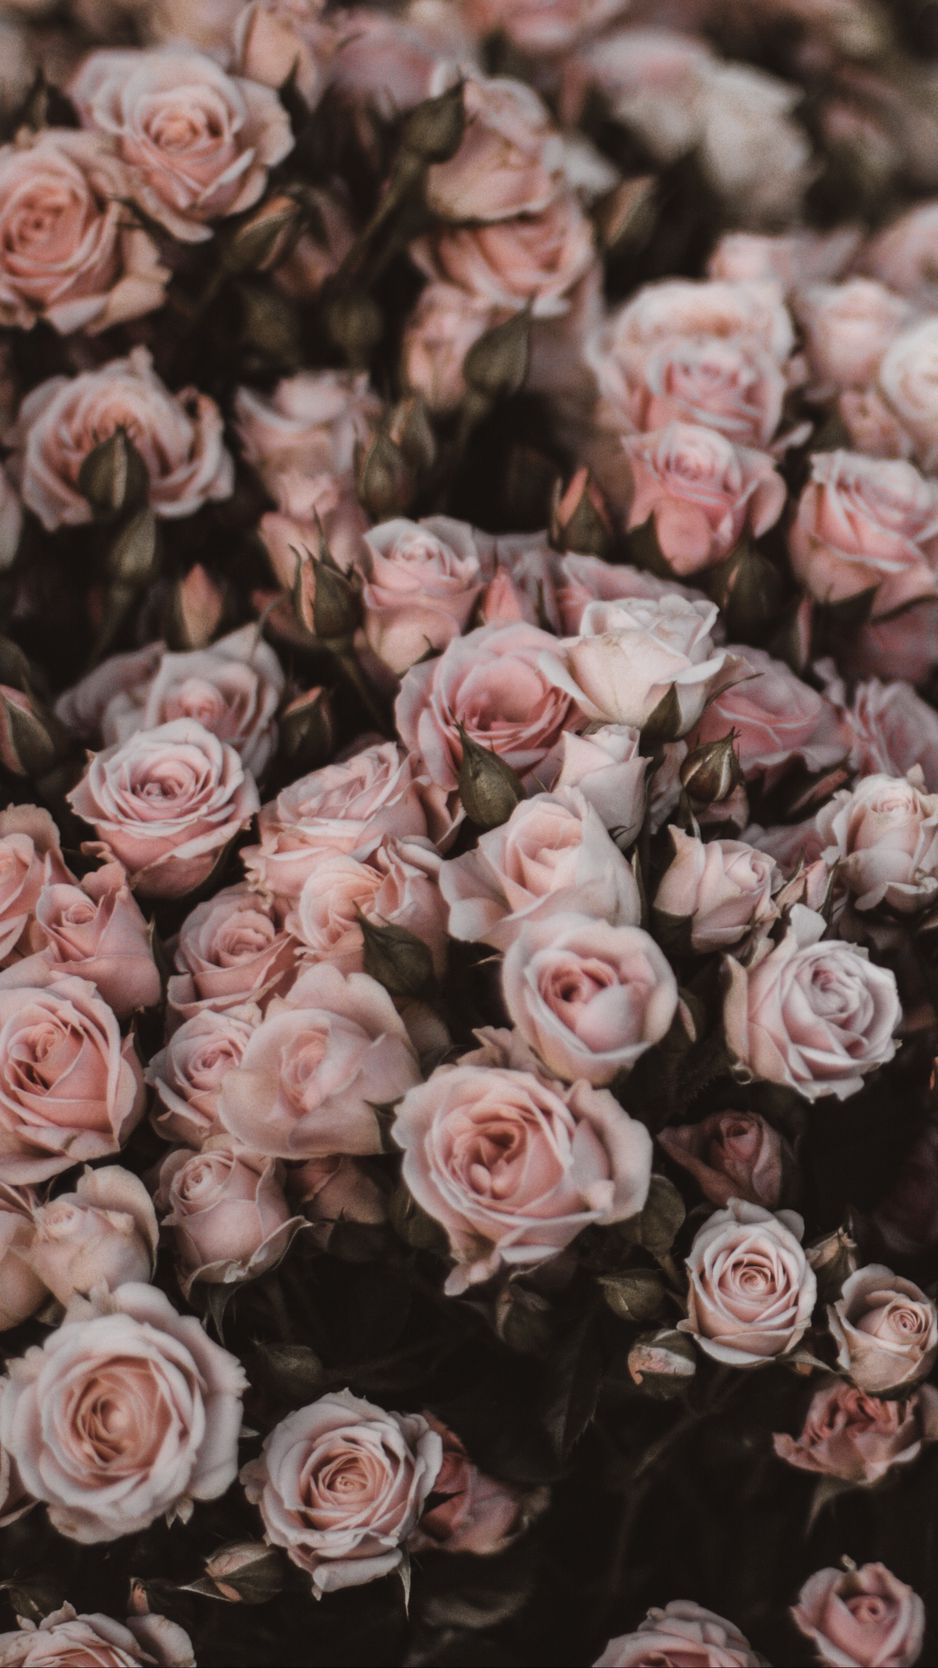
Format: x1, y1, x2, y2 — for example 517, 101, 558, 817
789, 450, 938, 617
774, 1377, 938, 1485
792, 1563, 925, 1668
817, 770, 938, 913
594, 1600, 765, 1668
287, 836, 446, 975
679, 1198, 816, 1366
0, 1604, 195, 1667
168, 883, 295, 1019
829, 1265, 938, 1394
412, 190, 597, 320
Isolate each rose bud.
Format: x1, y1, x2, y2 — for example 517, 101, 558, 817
403, 79, 466, 165
463, 307, 531, 405
654, 829, 780, 953
627, 1329, 697, 1398
306, 549, 362, 644
680, 733, 741, 806
278, 686, 334, 772
410, 1415, 531, 1556
200, 1542, 283, 1605
807, 1226, 860, 1300
551, 467, 612, 558
0, 1182, 45, 1331
222, 194, 303, 277
34, 862, 160, 1018
0, 685, 65, 778
168, 564, 225, 652
792, 1563, 925, 1668
30, 1165, 158, 1307
155, 1141, 305, 1296
658, 1111, 791, 1210
829, 1265, 938, 1394
679, 1200, 817, 1367
292, 1156, 387, 1250
458, 727, 525, 829
774, 1378, 938, 1487
595, 1601, 764, 1668
402, 283, 497, 415
0, 1605, 196, 1667
600, 1268, 668, 1325
358, 429, 413, 523
77, 426, 148, 521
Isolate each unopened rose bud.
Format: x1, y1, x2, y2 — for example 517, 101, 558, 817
258, 1342, 325, 1399
628, 1327, 697, 1396
278, 686, 334, 769
495, 1282, 553, 1354
310, 550, 361, 642
404, 80, 466, 164
680, 733, 742, 805
0, 684, 65, 776
807, 1225, 859, 1300
638, 1174, 686, 1258
595, 174, 657, 255
202, 1543, 283, 1604
551, 467, 612, 557
600, 1267, 667, 1324
167, 564, 225, 651
458, 726, 524, 828
463, 309, 530, 404
78, 427, 149, 520
358, 429, 412, 521
360, 915, 433, 999
388, 1183, 447, 1252
325, 291, 383, 368
222, 194, 302, 275
238, 280, 303, 370
768, 595, 814, 678
640, 682, 684, 748
104, 508, 161, 589
388, 395, 435, 474
717, 545, 784, 640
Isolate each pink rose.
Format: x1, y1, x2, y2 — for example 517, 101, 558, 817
846, 599, 938, 685
707, 227, 860, 287
155, 1140, 304, 1295
623, 422, 786, 576
724, 905, 900, 1103
554, 725, 648, 840
34, 861, 160, 1017
402, 283, 499, 414
0, 1605, 195, 1668
795, 279, 911, 394
789, 450, 938, 617
7, 347, 233, 531
70, 47, 293, 242
292, 1154, 387, 1246
556, 551, 706, 635
410, 1414, 528, 1555
168, 883, 295, 1018
817, 771, 938, 913
0, 964, 143, 1184
873, 316, 938, 472
68, 718, 259, 900
0, 1281, 245, 1543
832, 674, 938, 791
502, 910, 678, 1086
440, 790, 640, 950
576, 29, 713, 163
219, 963, 420, 1158
331, 7, 452, 119
594, 1600, 764, 1668
829, 1264, 938, 1394
658, 1110, 791, 1209
0, 803, 71, 964
392, 1058, 652, 1292
286, 836, 446, 975
0, 1182, 44, 1330
54, 643, 162, 745
235, 0, 334, 109
792, 1564, 925, 1668
774, 1378, 938, 1486
679, 1199, 816, 1366
259, 469, 369, 587
693, 644, 844, 787
838, 386, 912, 463
654, 828, 781, 951
241, 1389, 442, 1593
465, 0, 630, 55
361, 516, 484, 675
0, 128, 168, 334
234, 370, 381, 491
865, 200, 938, 308
30, 1165, 157, 1306
426, 74, 563, 224
147, 1005, 260, 1147
411, 190, 597, 320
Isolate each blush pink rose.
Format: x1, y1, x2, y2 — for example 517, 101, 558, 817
789, 450, 938, 617
392, 1058, 652, 1292
426, 74, 563, 224
795, 279, 911, 394
0, 804, 72, 964
845, 599, 938, 685
68, 718, 259, 900
411, 190, 597, 320
679, 1198, 816, 1366
707, 227, 860, 288
556, 550, 705, 634
402, 283, 500, 415
465, 0, 630, 54
654, 828, 781, 952
287, 836, 446, 975
623, 422, 786, 575
7, 347, 233, 531
694, 62, 813, 224
0, 1605, 195, 1668
235, 0, 334, 109
792, 1563, 925, 1668
241, 1389, 442, 1594
410, 1414, 528, 1556
831, 674, 938, 791
594, 1601, 764, 1668
168, 883, 295, 1018
0, 1181, 45, 1330
865, 200, 938, 307
874, 316, 938, 472
155, 1140, 304, 1294
147, 1005, 259, 1147
259, 468, 369, 587
693, 644, 845, 787
54, 643, 162, 745
817, 771, 938, 913
0, 964, 143, 1184
234, 370, 382, 491
34, 862, 160, 1018
0, 1281, 245, 1543
620, 333, 788, 449
361, 516, 484, 675
502, 910, 678, 1086
554, 725, 648, 841
829, 1264, 938, 1395
219, 962, 421, 1158
331, 7, 452, 119
30, 1165, 158, 1306
70, 47, 293, 242
774, 1378, 938, 1486
658, 1110, 791, 1209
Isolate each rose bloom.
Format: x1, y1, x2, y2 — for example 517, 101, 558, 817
168, 883, 296, 1019
0, 128, 168, 335
789, 450, 938, 617
554, 725, 648, 841
693, 644, 845, 788
845, 598, 938, 686
331, 5, 458, 120
832, 675, 938, 791
655, 828, 781, 952
241, 1388, 442, 1593
410, 1414, 528, 1556
361, 516, 484, 675
622, 422, 786, 576
259, 467, 369, 590
707, 226, 860, 288
865, 199, 938, 308
234, 369, 382, 491
679, 1199, 816, 1367
792, 1564, 925, 1668
0, 1281, 245, 1543
0, 964, 143, 1184
287, 836, 446, 976
34, 861, 160, 1018
219, 962, 420, 1158
54, 643, 162, 745
695, 62, 814, 225
7, 347, 233, 532
155, 1139, 304, 1295
426, 74, 563, 224
576, 29, 714, 163
724, 905, 900, 1103
0, 803, 72, 964
235, 0, 334, 109
68, 718, 259, 900
0, 1181, 45, 1331
0, 1605, 195, 1668
30, 1165, 158, 1307
502, 910, 678, 1087
658, 1110, 791, 1210
147, 1005, 259, 1147
875, 316, 938, 473
69, 47, 294, 242
795, 279, 911, 394
441, 790, 640, 951
393, 1058, 652, 1292
773, 1377, 938, 1486
411, 190, 597, 320
817, 771, 938, 913
401, 282, 499, 415
465, 0, 630, 54
829, 1264, 938, 1395
593, 1600, 765, 1668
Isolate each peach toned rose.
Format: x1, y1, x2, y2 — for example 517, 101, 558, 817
34, 862, 160, 1017
168, 883, 295, 1018
774, 1378, 938, 1486
623, 422, 786, 575
411, 191, 597, 320
792, 1563, 924, 1668
830, 1265, 938, 1394
0, 1182, 44, 1331
362, 516, 484, 675
0, 1605, 195, 1667
234, 370, 382, 491
402, 283, 499, 414
654, 829, 781, 952
148, 1005, 259, 1147
30, 1165, 157, 1306
795, 279, 911, 394
410, 1414, 527, 1555
817, 771, 938, 913
155, 1140, 304, 1294
693, 644, 844, 787
235, 0, 334, 109
594, 1601, 764, 1668
658, 1110, 790, 1210
679, 1199, 816, 1366
789, 450, 938, 617
287, 836, 446, 975
426, 75, 563, 224
0, 804, 72, 964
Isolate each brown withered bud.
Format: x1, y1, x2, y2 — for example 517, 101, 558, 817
200, 1543, 284, 1605
358, 430, 412, 521
457, 726, 524, 828
599, 1268, 668, 1325
325, 291, 383, 369
166, 564, 225, 651
403, 79, 466, 164
463, 308, 531, 404
104, 509, 161, 589
78, 427, 149, 521
0, 684, 66, 776
717, 545, 784, 641
551, 467, 612, 557
627, 1328, 697, 1397
278, 686, 334, 770
221, 193, 303, 275
680, 732, 742, 805
360, 915, 434, 1000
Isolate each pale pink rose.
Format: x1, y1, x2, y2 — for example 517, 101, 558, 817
465, 0, 630, 54
147, 1005, 260, 1147
242, 1388, 442, 1593
402, 283, 500, 414
219, 963, 421, 1157
774, 1378, 938, 1486
0, 1281, 245, 1543
70, 48, 293, 242
865, 200, 938, 309
724, 905, 900, 1103
426, 74, 563, 224
792, 1563, 925, 1668
7, 347, 233, 531
411, 190, 597, 320
0, 804, 72, 964
0, 964, 143, 1184
259, 469, 369, 586
707, 227, 860, 288
831, 674, 938, 791
410, 1414, 527, 1556
594, 279, 801, 368
68, 719, 259, 900
479, 531, 567, 632
243, 741, 449, 907
0, 1182, 44, 1330
0, 1428, 30, 1528
396, 621, 580, 794
234, 370, 382, 491
846, 599, 938, 685
235, 0, 334, 108
34, 862, 160, 1017
155, 1139, 304, 1294
361, 516, 484, 675
0, 128, 168, 335
292, 1154, 387, 1246
679, 1198, 816, 1366
655, 829, 781, 952
168, 883, 295, 1017
440, 790, 640, 950
502, 910, 678, 1086
331, 6, 459, 119
875, 315, 938, 471
817, 771, 938, 913
393, 1059, 652, 1292
618, 332, 788, 448
542, 594, 733, 734
838, 386, 912, 462
0, 1605, 195, 1668
695, 63, 814, 223
287, 836, 446, 975
624, 422, 786, 575
829, 1264, 938, 1395
745, 818, 828, 874
555, 551, 698, 635
658, 1110, 790, 1209
795, 279, 911, 394
554, 725, 648, 841
54, 643, 162, 744
30, 1165, 157, 1306
789, 450, 938, 617
594, 1600, 764, 1668
575, 29, 713, 163
693, 644, 845, 787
